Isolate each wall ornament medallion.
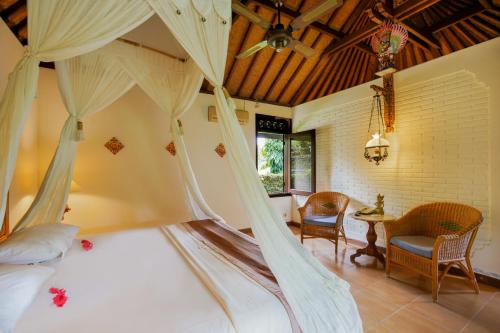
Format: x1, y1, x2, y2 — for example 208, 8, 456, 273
104, 137, 124, 155
166, 141, 176, 156
215, 143, 226, 158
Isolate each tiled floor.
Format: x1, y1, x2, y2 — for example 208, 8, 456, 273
270, 227, 499, 332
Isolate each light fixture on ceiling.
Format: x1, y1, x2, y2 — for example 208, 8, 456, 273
364, 93, 389, 165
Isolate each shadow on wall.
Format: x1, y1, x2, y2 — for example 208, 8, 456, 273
63, 193, 191, 234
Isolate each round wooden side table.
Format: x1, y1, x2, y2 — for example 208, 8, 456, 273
349, 213, 396, 266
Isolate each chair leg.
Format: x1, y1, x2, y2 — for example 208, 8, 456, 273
385, 247, 391, 277
300, 229, 304, 244
464, 258, 480, 294
334, 230, 340, 256
341, 226, 347, 245
432, 260, 439, 302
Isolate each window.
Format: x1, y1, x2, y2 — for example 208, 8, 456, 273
289, 131, 315, 195
257, 132, 285, 195
256, 114, 315, 197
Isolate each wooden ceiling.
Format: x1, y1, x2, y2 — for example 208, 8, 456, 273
1, 0, 499, 107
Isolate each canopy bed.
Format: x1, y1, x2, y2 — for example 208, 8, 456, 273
0, 1, 362, 332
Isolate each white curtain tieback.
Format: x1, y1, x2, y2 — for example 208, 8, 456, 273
23, 46, 36, 58
75, 119, 85, 142
9, 46, 38, 76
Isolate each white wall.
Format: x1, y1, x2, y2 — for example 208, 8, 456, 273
0, 19, 39, 227
36, 69, 293, 233
293, 38, 500, 277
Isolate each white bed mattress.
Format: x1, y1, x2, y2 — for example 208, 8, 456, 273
16, 227, 292, 333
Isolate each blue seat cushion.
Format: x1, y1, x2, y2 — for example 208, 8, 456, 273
303, 215, 337, 227
390, 236, 436, 259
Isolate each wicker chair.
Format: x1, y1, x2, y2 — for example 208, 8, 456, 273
384, 202, 483, 302
298, 192, 350, 255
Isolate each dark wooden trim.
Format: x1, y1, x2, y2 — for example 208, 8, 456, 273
40, 62, 55, 69
269, 192, 292, 198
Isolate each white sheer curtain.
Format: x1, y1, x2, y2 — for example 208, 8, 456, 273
0, 0, 154, 228
152, 1, 362, 332
13, 54, 135, 232
99, 41, 222, 221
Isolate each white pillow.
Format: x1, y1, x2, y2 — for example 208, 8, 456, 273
0, 223, 80, 264
0, 264, 54, 333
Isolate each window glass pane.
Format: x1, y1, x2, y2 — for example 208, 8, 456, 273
257, 133, 284, 194
290, 133, 313, 192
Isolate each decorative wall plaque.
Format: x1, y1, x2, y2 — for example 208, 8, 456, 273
214, 143, 226, 158
166, 141, 176, 156
104, 137, 124, 155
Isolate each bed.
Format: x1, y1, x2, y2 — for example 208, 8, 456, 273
13, 222, 296, 333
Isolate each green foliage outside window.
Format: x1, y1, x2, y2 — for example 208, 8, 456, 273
261, 139, 284, 174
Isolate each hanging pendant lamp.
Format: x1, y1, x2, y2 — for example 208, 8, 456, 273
364, 93, 389, 165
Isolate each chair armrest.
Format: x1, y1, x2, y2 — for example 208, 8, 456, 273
434, 228, 477, 261
298, 206, 306, 222
383, 217, 414, 241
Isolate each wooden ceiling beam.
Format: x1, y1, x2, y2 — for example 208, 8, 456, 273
393, 0, 441, 21
373, 2, 440, 49
224, 7, 258, 86
324, 0, 442, 56
469, 16, 500, 36
323, 22, 378, 55
429, 4, 486, 33
289, 55, 329, 105
246, 0, 373, 55
0, 0, 24, 19
276, 33, 323, 103
304, 55, 336, 102
479, 0, 500, 16
249, 0, 344, 38
262, 28, 309, 101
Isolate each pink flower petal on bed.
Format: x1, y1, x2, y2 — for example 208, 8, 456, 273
52, 293, 68, 307
49, 287, 64, 295
81, 239, 93, 251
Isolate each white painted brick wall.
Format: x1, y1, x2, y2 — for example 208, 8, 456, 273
314, 71, 490, 247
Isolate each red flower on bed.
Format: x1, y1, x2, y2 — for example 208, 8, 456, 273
81, 239, 93, 251
49, 288, 68, 307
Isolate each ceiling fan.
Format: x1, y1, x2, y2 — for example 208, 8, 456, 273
232, 0, 342, 59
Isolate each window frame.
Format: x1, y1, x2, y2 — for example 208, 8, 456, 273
287, 130, 316, 196
255, 114, 315, 197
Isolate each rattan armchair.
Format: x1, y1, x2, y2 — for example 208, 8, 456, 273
384, 202, 483, 302
298, 192, 350, 255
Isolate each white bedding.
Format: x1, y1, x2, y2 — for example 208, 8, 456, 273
15, 227, 292, 333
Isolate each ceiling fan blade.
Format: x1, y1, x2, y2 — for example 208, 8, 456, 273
290, 0, 343, 31
289, 39, 316, 58
232, 0, 272, 30
236, 40, 268, 59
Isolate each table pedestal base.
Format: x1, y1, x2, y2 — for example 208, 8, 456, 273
350, 221, 385, 266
